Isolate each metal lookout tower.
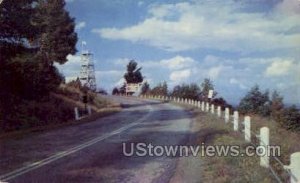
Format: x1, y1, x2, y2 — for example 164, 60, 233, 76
79, 42, 97, 91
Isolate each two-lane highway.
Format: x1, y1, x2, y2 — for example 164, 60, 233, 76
0, 96, 195, 183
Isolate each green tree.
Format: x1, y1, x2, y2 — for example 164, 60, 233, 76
112, 87, 119, 95
212, 97, 232, 110
150, 82, 168, 96
200, 78, 217, 101
270, 90, 284, 121
33, 0, 77, 65
119, 83, 126, 94
278, 105, 300, 131
0, 0, 77, 99
0, 0, 77, 130
141, 82, 151, 95
124, 60, 143, 84
238, 85, 270, 116
171, 83, 200, 100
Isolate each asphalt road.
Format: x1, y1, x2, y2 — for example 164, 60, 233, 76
0, 96, 196, 183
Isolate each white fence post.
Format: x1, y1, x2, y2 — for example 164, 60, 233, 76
211, 104, 215, 114
201, 102, 205, 111
198, 101, 201, 108
206, 102, 209, 112
87, 106, 92, 115
244, 116, 251, 142
233, 111, 239, 131
74, 107, 80, 120
225, 108, 229, 123
217, 106, 221, 117
259, 127, 270, 168
284, 152, 300, 183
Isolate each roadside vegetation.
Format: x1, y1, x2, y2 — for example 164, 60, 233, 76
131, 73, 300, 182
0, 81, 118, 135
190, 108, 300, 182
0, 1, 117, 135
192, 110, 273, 182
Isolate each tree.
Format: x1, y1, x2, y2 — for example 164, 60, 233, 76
119, 83, 126, 94
278, 105, 300, 132
238, 85, 270, 116
112, 87, 119, 95
150, 82, 168, 96
141, 82, 151, 95
0, 0, 77, 130
212, 97, 232, 110
200, 78, 217, 102
32, 0, 77, 65
270, 90, 284, 121
171, 83, 200, 100
124, 60, 143, 84
0, 0, 77, 100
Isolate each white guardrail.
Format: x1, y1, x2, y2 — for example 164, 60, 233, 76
136, 94, 300, 183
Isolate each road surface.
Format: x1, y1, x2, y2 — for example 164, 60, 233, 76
0, 96, 199, 183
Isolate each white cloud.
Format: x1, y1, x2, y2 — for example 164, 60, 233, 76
275, 0, 300, 15
160, 56, 195, 70
229, 78, 247, 90
229, 78, 239, 84
96, 70, 122, 77
115, 78, 125, 87
207, 65, 223, 80
265, 60, 293, 77
76, 21, 86, 30
95, 70, 124, 89
169, 69, 191, 82
138, 1, 144, 7
93, 1, 300, 53
55, 54, 81, 77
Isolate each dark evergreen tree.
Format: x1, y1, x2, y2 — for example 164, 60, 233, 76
171, 83, 200, 100
0, 0, 77, 100
124, 60, 143, 84
0, 0, 77, 130
150, 82, 168, 96
279, 105, 300, 131
270, 90, 284, 121
112, 87, 120, 95
200, 78, 217, 102
238, 85, 270, 116
141, 82, 150, 95
32, 0, 77, 65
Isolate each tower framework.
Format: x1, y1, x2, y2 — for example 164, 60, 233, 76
79, 51, 97, 91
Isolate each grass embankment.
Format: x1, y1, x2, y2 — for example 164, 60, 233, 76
177, 103, 300, 183
0, 85, 121, 138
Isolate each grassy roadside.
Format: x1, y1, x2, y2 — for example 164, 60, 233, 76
171, 102, 300, 183
0, 86, 122, 139
193, 110, 273, 183
0, 106, 121, 139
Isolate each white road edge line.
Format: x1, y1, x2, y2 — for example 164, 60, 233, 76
0, 104, 154, 182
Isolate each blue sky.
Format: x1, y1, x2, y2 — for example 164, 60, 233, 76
57, 0, 300, 105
